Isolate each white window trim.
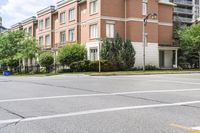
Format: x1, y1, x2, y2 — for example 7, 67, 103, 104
60, 11, 66, 24
39, 20, 44, 31
45, 17, 50, 29
39, 36, 43, 46
89, 0, 98, 15
60, 31, 66, 44
69, 8, 75, 22
106, 23, 115, 38
142, 0, 148, 16
89, 47, 98, 61
69, 28, 75, 42
45, 34, 50, 46
89, 23, 98, 39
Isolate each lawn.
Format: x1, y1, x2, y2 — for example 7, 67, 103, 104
8, 69, 200, 76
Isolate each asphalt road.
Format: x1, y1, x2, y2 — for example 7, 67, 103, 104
0, 74, 200, 133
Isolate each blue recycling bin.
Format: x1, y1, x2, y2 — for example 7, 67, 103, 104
3, 71, 11, 76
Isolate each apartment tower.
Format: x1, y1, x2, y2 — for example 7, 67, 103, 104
0, 16, 6, 33
172, 0, 200, 24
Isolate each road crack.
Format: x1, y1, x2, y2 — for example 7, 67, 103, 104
0, 106, 25, 130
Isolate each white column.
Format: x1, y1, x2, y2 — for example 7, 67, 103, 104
175, 49, 178, 68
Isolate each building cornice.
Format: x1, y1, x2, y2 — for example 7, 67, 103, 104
22, 16, 37, 26
159, 0, 176, 6
37, 6, 55, 17
56, 0, 78, 9
11, 23, 22, 29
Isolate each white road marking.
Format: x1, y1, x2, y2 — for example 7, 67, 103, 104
192, 127, 200, 130
1, 100, 200, 125
0, 88, 200, 103
97, 76, 200, 85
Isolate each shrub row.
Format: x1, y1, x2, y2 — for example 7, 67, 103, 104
69, 60, 117, 72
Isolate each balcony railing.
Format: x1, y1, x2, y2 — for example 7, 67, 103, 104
173, 16, 193, 23
173, 0, 193, 5
174, 7, 193, 14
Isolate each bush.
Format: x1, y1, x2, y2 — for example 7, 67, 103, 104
57, 43, 86, 66
145, 65, 159, 70
39, 52, 54, 72
69, 60, 116, 72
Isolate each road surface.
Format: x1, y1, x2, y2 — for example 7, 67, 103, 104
0, 74, 200, 133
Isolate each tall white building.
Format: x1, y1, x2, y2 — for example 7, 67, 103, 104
0, 16, 6, 33
172, 0, 200, 24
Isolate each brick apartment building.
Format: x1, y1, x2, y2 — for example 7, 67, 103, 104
11, 0, 178, 68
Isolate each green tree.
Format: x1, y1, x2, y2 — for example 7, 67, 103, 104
39, 52, 54, 72
0, 30, 38, 69
0, 30, 25, 60
101, 34, 124, 69
57, 43, 85, 66
101, 34, 135, 70
122, 40, 135, 69
178, 24, 200, 68
20, 37, 38, 59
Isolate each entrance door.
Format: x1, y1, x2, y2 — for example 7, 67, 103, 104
159, 51, 165, 68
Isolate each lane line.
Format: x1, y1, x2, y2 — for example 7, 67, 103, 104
1, 100, 200, 125
98, 76, 200, 85
0, 88, 200, 103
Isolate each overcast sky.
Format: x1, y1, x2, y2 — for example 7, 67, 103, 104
0, 0, 59, 28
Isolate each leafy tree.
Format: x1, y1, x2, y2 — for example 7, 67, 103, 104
39, 52, 54, 72
178, 24, 200, 68
0, 30, 38, 69
20, 36, 38, 59
0, 30, 25, 60
57, 43, 85, 66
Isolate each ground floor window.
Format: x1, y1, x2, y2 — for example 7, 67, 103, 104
90, 48, 98, 61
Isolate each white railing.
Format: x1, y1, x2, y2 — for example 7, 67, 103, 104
174, 16, 193, 23
174, 7, 193, 14
173, 0, 193, 5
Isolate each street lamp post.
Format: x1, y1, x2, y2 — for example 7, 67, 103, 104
143, 13, 157, 71
51, 46, 58, 74
97, 39, 102, 73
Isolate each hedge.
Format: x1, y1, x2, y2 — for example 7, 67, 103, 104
69, 60, 117, 72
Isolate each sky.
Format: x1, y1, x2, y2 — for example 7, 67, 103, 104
0, 0, 59, 28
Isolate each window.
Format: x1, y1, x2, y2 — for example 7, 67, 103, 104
28, 27, 32, 34
39, 20, 44, 30
90, 24, 97, 39
45, 17, 50, 28
45, 35, 50, 45
60, 12, 66, 24
69, 8, 75, 21
69, 29, 75, 42
39, 36, 43, 46
90, 0, 97, 14
142, 0, 147, 16
106, 23, 114, 38
90, 48, 98, 61
60, 31, 66, 43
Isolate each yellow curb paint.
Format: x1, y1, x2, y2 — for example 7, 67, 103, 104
171, 124, 200, 133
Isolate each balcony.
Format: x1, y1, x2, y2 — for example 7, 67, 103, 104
173, 16, 193, 23
173, 0, 193, 6
174, 7, 193, 14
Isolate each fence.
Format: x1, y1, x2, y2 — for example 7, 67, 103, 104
0, 64, 66, 74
